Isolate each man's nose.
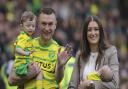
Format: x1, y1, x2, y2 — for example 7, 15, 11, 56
45, 24, 50, 30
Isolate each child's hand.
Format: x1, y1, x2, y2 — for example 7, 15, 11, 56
30, 50, 36, 54
26, 50, 36, 55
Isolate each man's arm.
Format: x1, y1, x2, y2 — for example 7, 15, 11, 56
8, 62, 40, 86
55, 44, 72, 83
55, 61, 65, 83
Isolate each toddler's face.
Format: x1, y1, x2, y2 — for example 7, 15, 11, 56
22, 18, 36, 36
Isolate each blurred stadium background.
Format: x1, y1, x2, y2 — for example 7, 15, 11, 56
0, 0, 128, 89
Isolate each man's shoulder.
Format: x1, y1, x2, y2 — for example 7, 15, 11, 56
51, 39, 59, 45
50, 39, 60, 49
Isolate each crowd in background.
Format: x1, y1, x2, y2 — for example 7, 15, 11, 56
0, 0, 128, 89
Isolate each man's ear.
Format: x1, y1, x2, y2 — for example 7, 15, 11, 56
54, 21, 57, 30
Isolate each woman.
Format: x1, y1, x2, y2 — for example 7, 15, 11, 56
68, 16, 119, 89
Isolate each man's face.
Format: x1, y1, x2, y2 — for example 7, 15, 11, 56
38, 13, 57, 41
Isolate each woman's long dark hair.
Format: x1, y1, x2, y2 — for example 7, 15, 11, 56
80, 15, 110, 69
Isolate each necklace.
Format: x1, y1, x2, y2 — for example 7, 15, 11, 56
91, 52, 98, 58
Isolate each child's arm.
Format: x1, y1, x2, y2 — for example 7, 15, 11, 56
15, 47, 30, 56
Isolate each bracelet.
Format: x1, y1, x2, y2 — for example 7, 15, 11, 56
26, 52, 30, 56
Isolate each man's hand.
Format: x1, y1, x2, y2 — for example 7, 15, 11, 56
57, 44, 72, 67
26, 62, 41, 78
78, 80, 95, 89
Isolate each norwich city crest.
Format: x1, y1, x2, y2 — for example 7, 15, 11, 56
48, 50, 55, 58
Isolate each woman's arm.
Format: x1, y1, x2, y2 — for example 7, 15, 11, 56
94, 46, 119, 89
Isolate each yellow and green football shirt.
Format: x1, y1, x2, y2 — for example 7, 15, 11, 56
13, 31, 33, 75
24, 37, 60, 89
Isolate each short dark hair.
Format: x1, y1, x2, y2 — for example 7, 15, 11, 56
39, 8, 55, 15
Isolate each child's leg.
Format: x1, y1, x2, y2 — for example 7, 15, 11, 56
36, 71, 43, 89
17, 85, 24, 89
15, 63, 28, 76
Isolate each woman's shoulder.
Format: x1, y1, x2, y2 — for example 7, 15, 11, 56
106, 45, 117, 51
105, 45, 117, 55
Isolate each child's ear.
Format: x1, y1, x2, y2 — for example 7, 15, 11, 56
20, 24, 23, 30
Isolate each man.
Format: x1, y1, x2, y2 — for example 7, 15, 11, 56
8, 8, 72, 89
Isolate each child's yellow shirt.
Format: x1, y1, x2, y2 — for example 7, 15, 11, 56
13, 31, 33, 70
87, 71, 101, 81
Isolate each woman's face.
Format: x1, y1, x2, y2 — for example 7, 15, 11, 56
87, 21, 100, 45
